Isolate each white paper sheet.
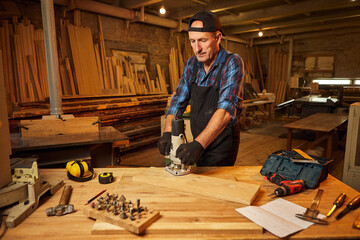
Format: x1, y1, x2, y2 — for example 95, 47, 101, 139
236, 198, 325, 238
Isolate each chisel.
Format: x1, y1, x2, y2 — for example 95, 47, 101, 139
326, 193, 346, 217
335, 195, 360, 220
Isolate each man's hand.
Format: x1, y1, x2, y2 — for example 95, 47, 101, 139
176, 140, 204, 166
158, 132, 171, 155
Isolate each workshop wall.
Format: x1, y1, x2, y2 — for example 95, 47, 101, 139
258, 31, 360, 89
17, 0, 250, 91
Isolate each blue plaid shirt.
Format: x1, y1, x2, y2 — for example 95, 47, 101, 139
167, 46, 245, 125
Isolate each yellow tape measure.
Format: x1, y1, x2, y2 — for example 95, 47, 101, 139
98, 172, 113, 184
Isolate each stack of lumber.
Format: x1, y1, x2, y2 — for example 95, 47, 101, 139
97, 16, 167, 95
244, 54, 261, 95
0, 18, 48, 104
9, 94, 169, 151
266, 47, 288, 105
0, 14, 169, 105
168, 35, 193, 93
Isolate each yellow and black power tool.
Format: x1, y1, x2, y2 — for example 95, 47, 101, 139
66, 160, 94, 182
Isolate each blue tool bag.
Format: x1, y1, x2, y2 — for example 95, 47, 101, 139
260, 150, 332, 189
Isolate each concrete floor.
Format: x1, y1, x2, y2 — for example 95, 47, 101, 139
120, 118, 345, 181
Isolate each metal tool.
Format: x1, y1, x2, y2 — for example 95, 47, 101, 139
335, 195, 360, 221
46, 185, 75, 216
165, 114, 191, 176
326, 193, 346, 217
295, 189, 329, 225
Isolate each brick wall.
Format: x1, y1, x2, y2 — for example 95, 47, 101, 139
14, 0, 251, 91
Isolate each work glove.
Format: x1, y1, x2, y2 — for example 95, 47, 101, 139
176, 140, 204, 166
158, 132, 171, 155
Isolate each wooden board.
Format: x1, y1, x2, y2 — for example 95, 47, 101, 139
20, 116, 100, 138
283, 113, 348, 132
92, 221, 262, 235
67, 24, 101, 95
4, 167, 360, 239
133, 168, 260, 205
84, 205, 160, 234
0, 49, 12, 188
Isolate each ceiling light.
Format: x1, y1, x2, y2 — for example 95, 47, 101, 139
159, 7, 166, 15
258, 31, 263, 37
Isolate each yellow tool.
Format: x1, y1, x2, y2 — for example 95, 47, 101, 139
326, 193, 346, 217
293, 149, 314, 160
66, 160, 94, 182
354, 213, 360, 229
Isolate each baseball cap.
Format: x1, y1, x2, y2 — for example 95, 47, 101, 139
188, 10, 225, 36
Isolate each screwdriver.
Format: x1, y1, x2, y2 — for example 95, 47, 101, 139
326, 193, 346, 217
335, 195, 360, 220
268, 179, 305, 197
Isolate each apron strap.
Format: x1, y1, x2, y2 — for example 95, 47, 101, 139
213, 53, 232, 90
190, 62, 199, 85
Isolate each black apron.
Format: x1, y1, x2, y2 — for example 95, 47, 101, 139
190, 54, 240, 166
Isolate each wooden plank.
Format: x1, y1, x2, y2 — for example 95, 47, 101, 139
14, 34, 29, 103
0, 26, 10, 96
20, 116, 100, 138
3, 167, 360, 239
65, 57, 76, 95
0, 49, 12, 189
156, 64, 167, 93
92, 221, 263, 235
94, 44, 104, 89
26, 55, 43, 100
283, 113, 348, 132
83, 205, 160, 235
67, 24, 101, 95
176, 36, 184, 79
133, 169, 260, 205
97, 15, 109, 89
255, 46, 264, 91
34, 39, 49, 97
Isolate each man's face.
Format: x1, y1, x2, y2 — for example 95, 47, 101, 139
188, 20, 221, 67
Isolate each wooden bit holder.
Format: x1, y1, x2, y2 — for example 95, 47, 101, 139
83, 193, 160, 234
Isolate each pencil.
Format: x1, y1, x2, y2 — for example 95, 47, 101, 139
85, 189, 106, 205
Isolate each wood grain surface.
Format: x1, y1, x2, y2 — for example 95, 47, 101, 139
2, 166, 360, 239
283, 113, 348, 132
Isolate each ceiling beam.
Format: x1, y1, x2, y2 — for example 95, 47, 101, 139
219, 0, 360, 26
225, 9, 360, 34
191, 0, 207, 5
119, 0, 162, 9
171, 0, 269, 19
254, 27, 360, 45
242, 19, 360, 39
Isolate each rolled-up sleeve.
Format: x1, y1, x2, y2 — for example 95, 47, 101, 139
217, 54, 245, 119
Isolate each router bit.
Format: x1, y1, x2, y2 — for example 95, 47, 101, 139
326, 193, 346, 217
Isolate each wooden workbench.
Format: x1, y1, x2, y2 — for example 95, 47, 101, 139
10, 126, 129, 167
2, 166, 360, 239
283, 113, 348, 158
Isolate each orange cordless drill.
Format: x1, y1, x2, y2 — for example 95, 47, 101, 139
268, 179, 305, 197
266, 173, 305, 197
